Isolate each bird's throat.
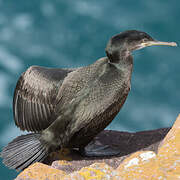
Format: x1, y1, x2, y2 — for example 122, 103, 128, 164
108, 50, 132, 67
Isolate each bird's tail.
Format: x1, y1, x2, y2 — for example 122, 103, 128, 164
1, 133, 49, 171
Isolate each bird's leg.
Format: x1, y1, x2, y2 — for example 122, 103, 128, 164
78, 139, 121, 157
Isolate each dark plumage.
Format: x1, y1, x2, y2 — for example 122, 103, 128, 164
1, 30, 177, 171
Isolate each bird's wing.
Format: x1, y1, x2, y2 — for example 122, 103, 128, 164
13, 65, 76, 132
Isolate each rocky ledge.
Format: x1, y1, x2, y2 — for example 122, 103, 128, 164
16, 115, 180, 180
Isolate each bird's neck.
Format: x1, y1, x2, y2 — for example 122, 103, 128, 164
108, 50, 133, 71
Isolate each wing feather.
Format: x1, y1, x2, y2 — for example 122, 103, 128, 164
13, 66, 76, 132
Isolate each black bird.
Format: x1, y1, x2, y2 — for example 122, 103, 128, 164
1, 30, 177, 171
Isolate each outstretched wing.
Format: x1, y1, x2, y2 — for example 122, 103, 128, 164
13, 65, 76, 132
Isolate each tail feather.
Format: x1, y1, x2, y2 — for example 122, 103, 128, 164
1, 133, 49, 171
16, 146, 47, 171
4, 142, 42, 169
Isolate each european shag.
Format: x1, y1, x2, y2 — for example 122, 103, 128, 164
1, 30, 177, 171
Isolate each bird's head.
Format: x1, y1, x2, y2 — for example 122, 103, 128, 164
106, 30, 177, 63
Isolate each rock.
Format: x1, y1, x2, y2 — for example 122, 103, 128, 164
15, 162, 66, 180
16, 114, 180, 180
157, 114, 180, 178
62, 163, 118, 180
115, 114, 180, 180
116, 151, 161, 179
50, 127, 169, 173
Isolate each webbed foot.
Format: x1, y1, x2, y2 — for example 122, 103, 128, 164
79, 140, 121, 157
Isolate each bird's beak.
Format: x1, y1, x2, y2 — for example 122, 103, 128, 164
140, 40, 177, 48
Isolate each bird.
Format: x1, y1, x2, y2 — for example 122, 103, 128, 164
1, 30, 177, 171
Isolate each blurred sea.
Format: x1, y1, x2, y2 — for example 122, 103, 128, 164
0, 0, 179, 179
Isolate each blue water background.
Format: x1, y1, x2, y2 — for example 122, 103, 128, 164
0, 0, 179, 179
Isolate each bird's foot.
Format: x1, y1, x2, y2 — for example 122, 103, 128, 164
79, 141, 121, 157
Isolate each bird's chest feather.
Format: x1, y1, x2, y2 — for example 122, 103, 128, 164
66, 65, 131, 130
